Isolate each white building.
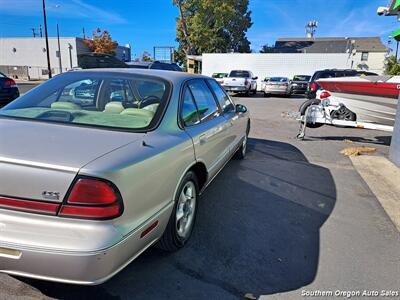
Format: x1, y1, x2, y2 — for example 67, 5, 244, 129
274, 37, 389, 74
202, 53, 355, 90
0, 37, 131, 79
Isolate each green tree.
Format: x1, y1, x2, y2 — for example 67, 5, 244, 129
386, 55, 400, 75
173, 0, 253, 64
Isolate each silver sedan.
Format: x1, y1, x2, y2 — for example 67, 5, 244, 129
0, 69, 250, 285
263, 77, 292, 97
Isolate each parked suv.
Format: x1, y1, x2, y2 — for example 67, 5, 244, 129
77, 53, 129, 69
127, 61, 182, 72
291, 75, 311, 95
306, 69, 378, 99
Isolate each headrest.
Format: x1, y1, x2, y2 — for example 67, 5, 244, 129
104, 102, 125, 114
51, 102, 81, 110
120, 108, 154, 119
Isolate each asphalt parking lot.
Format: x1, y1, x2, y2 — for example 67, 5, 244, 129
2, 93, 400, 300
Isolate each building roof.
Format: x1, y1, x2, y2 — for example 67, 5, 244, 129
275, 37, 388, 53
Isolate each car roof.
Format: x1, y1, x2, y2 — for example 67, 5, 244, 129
71, 68, 208, 81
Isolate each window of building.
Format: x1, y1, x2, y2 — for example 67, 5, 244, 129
361, 52, 369, 61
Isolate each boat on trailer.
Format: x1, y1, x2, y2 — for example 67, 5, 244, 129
296, 76, 399, 139
316, 76, 399, 126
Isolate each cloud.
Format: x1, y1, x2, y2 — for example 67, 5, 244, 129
326, 4, 392, 37
68, 0, 127, 24
0, 0, 127, 24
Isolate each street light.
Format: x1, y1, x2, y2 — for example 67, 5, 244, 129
42, 0, 52, 78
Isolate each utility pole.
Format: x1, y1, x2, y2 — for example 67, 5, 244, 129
42, 0, 52, 78
82, 27, 86, 39
39, 24, 43, 37
57, 23, 63, 73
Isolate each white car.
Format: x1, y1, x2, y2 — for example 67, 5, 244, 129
222, 70, 258, 96
263, 77, 292, 97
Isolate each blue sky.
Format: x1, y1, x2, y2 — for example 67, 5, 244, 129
0, 0, 398, 58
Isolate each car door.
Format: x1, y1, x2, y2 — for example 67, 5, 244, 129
207, 79, 245, 154
181, 79, 232, 179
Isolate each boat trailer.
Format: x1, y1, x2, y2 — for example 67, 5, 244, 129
296, 100, 394, 140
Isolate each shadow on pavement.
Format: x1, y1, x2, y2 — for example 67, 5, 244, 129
21, 138, 336, 299
308, 135, 392, 146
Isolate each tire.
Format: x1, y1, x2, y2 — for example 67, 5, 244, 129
157, 171, 199, 252
245, 89, 250, 97
299, 99, 325, 128
234, 123, 250, 159
252, 89, 257, 95
263, 92, 269, 97
330, 106, 356, 122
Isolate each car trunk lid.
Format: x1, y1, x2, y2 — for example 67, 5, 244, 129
0, 118, 143, 202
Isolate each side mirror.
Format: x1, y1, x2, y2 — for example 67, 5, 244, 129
253, 76, 258, 80
236, 104, 248, 113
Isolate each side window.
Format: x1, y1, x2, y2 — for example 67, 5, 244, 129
207, 80, 235, 113
188, 79, 219, 121
181, 87, 200, 126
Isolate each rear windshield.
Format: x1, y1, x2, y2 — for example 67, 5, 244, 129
78, 55, 128, 69
0, 72, 171, 131
312, 71, 335, 80
269, 77, 288, 82
293, 75, 310, 81
229, 71, 250, 78
0, 72, 6, 78
212, 73, 228, 79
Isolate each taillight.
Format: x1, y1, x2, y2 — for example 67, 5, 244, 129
0, 196, 59, 215
320, 91, 331, 99
220, 80, 224, 85
0, 177, 123, 220
59, 177, 123, 220
310, 82, 317, 91
3, 79, 17, 88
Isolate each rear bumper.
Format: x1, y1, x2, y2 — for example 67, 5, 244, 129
0, 233, 158, 285
0, 202, 173, 285
264, 88, 288, 94
291, 87, 307, 94
223, 86, 248, 92
0, 90, 19, 105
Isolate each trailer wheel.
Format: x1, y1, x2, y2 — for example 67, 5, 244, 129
299, 99, 325, 128
330, 106, 356, 122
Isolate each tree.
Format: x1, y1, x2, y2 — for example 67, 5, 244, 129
259, 44, 276, 53
84, 28, 118, 56
173, 0, 253, 64
141, 51, 153, 62
385, 55, 400, 75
